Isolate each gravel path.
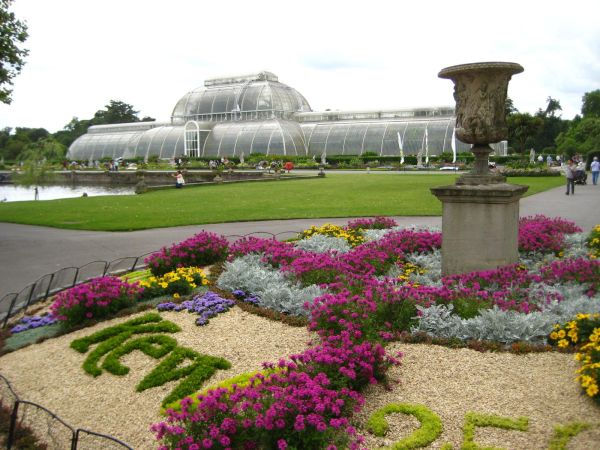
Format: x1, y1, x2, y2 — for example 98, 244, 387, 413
2, 308, 600, 449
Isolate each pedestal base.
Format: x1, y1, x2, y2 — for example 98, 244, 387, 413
430, 183, 528, 276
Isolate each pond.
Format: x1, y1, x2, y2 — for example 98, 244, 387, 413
0, 184, 136, 202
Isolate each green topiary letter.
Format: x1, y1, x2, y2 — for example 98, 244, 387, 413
366, 403, 443, 449
462, 411, 528, 450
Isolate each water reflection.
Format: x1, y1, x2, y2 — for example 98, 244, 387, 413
0, 184, 136, 202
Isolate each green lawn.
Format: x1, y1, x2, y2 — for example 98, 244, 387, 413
0, 174, 564, 231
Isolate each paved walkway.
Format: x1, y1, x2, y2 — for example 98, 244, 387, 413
0, 183, 598, 298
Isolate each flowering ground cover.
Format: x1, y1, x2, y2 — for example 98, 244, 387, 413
151, 215, 600, 449
1, 214, 600, 449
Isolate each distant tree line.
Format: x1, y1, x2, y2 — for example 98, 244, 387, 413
0, 2, 597, 166
506, 89, 600, 158
0, 100, 155, 162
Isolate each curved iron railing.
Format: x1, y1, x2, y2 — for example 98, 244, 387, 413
0, 230, 303, 449
0, 373, 134, 449
0, 230, 301, 328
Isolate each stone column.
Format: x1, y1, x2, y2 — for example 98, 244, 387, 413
431, 183, 528, 275
432, 62, 528, 275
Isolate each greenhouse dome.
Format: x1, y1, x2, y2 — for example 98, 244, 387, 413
68, 71, 507, 161
171, 72, 312, 124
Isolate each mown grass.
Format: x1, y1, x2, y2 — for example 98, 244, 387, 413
0, 174, 564, 231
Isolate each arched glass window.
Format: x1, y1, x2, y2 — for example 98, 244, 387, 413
184, 121, 200, 158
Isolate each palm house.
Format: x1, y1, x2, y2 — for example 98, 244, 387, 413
67, 71, 507, 161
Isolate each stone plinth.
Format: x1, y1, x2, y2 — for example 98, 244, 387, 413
431, 183, 528, 275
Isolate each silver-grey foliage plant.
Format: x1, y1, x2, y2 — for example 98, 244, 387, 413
413, 291, 600, 344
294, 234, 351, 254
217, 254, 323, 316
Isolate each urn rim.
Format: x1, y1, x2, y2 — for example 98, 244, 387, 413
438, 61, 524, 79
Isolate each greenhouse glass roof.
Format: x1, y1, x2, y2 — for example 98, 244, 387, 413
68, 71, 508, 161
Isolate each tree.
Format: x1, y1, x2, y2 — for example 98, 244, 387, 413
543, 96, 562, 118
20, 136, 66, 161
52, 101, 155, 148
582, 90, 600, 118
0, 0, 29, 104
53, 117, 92, 147
505, 96, 518, 116
555, 90, 600, 158
556, 117, 600, 157
92, 100, 144, 125
506, 112, 543, 153
13, 146, 54, 200
15, 126, 49, 142
532, 97, 567, 151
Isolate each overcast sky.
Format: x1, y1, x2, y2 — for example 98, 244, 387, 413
1, 0, 599, 134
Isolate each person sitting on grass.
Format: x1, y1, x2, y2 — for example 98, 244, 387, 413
173, 170, 185, 188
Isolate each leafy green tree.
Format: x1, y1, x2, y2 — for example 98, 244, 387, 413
543, 96, 562, 117
15, 126, 49, 142
53, 117, 92, 147
505, 96, 518, 116
556, 116, 600, 157
581, 90, 600, 118
0, 0, 28, 104
20, 136, 66, 161
51, 101, 155, 148
13, 147, 54, 199
0, 128, 29, 159
555, 90, 600, 157
532, 97, 568, 151
0, 127, 10, 148
92, 100, 150, 125
507, 112, 543, 153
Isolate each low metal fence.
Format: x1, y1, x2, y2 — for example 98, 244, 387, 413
0, 230, 303, 448
0, 373, 133, 450
0, 230, 300, 328
0, 253, 154, 328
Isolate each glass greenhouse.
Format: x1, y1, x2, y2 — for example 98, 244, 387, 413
68, 71, 507, 161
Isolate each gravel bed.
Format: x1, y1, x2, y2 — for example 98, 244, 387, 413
1, 310, 600, 449
358, 343, 600, 449
0, 308, 311, 449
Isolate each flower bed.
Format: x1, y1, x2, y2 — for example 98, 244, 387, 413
50, 276, 143, 327
4, 215, 599, 449
151, 215, 600, 449
139, 266, 209, 299
145, 231, 229, 276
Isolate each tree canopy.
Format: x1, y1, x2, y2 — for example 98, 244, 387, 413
54, 100, 155, 148
0, 0, 29, 104
582, 90, 600, 118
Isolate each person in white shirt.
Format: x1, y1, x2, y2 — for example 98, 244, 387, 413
590, 156, 600, 185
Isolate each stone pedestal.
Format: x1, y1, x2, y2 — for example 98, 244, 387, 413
431, 183, 528, 275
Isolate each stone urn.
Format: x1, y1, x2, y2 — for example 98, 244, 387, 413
438, 62, 523, 185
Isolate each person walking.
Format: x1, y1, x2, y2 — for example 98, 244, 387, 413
563, 159, 575, 195
591, 156, 600, 185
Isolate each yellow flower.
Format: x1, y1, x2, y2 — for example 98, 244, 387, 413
558, 339, 569, 348
173, 293, 180, 299
557, 330, 566, 339
550, 331, 558, 340
586, 384, 598, 397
